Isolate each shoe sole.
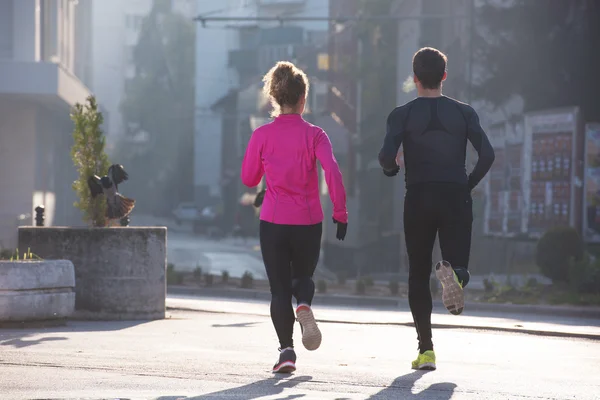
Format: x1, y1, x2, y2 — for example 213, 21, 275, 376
415, 362, 436, 371
296, 305, 322, 351
273, 361, 296, 374
435, 260, 464, 315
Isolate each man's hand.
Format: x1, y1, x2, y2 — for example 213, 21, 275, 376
383, 165, 400, 177
332, 217, 347, 241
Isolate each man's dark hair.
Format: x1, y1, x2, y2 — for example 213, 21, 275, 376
412, 47, 447, 89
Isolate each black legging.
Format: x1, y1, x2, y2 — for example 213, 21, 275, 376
404, 183, 473, 351
259, 220, 322, 349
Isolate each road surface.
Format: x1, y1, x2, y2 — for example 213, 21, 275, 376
1, 299, 599, 399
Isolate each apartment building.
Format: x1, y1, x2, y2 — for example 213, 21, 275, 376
0, 0, 93, 248
194, 0, 330, 229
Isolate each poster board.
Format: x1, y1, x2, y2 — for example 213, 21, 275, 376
583, 123, 600, 242
522, 107, 582, 237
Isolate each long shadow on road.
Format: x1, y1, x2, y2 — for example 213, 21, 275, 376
153, 372, 453, 400
367, 371, 456, 400
155, 375, 311, 400
0, 320, 150, 349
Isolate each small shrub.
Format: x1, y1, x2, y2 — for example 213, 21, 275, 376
222, 270, 230, 283
356, 279, 366, 295
204, 273, 214, 286
363, 275, 374, 287
389, 280, 400, 295
241, 271, 254, 289
569, 254, 600, 294
0, 249, 14, 260
536, 226, 583, 283
525, 277, 538, 289
70, 96, 110, 227
7, 248, 42, 261
337, 271, 347, 285
483, 278, 496, 293
317, 279, 328, 294
166, 264, 183, 285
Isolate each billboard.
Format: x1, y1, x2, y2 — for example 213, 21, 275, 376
483, 119, 524, 237
522, 107, 583, 237
583, 123, 600, 242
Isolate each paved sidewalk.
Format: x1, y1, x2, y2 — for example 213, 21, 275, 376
167, 295, 600, 340
2, 309, 599, 399
168, 285, 600, 320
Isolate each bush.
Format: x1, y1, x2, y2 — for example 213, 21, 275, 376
204, 273, 214, 286
363, 275, 374, 287
70, 96, 111, 227
337, 271, 347, 285
536, 226, 584, 283
193, 266, 203, 279
483, 278, 496, 293
241, 271, 254, 289
166, 263, 183, 285
569, 253, 600, 294
356, 279, 366, 295
0, 249, 14, 260
317, 279, 328, 294
389, 280, 400, 295
222, 270, 230, 283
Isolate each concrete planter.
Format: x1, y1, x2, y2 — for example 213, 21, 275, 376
18, 227, 167, 320
0, 260, 75, 322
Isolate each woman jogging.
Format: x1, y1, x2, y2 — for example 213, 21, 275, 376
241, 61, 348, 374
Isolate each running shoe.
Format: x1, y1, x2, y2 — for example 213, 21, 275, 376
411, 350, 436, 370
296, 304, 322, 351
435, 260, 465, 315
272, 347, 296, 374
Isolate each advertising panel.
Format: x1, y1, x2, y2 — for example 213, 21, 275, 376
522, 107, 582, 237
583, 123, 600, 242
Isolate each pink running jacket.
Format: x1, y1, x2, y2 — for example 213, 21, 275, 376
241, 114, 348, 225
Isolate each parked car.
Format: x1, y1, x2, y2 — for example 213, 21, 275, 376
172, 202, 200, 225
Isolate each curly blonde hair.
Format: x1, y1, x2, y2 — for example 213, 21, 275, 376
262, 61, 309, 117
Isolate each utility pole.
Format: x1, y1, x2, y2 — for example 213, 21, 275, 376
467, 0, 475, 104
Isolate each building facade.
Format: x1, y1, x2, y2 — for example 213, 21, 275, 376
194, 0, 330, 231
0, 0, 93, 248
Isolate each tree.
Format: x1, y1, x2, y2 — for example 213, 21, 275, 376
118, 0, 195, 215
475, 0, 600, 121
71, 96, 111, 227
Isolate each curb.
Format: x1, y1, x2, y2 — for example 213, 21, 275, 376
166, 306, 600, 341
167, 286, 600, 319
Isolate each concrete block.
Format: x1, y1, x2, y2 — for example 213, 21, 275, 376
18, 227, 167, 320
0, 260, 75, 322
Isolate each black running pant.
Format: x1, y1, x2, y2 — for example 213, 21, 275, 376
404, 183, 473, 351
260, 220, 322, 349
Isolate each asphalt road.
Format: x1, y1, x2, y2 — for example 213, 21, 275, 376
1, 303, 599, 399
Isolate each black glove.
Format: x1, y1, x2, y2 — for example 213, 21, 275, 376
332, 217, 347, 241
253, 189, 266, 208
383, 166, 400, 177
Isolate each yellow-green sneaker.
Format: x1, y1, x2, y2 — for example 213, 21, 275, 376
435, 260, 464, 315
411, 350, 436, 370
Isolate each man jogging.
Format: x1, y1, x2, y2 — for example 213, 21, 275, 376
378, 47, 495, 371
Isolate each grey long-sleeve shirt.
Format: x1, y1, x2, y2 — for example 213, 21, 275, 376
378, 96, 495, 189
